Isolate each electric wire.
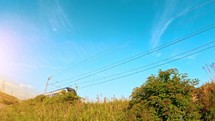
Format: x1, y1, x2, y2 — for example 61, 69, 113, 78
49, 24, 215, 88
45, 0, 215, 92
52, 0, 214, 79
51, 31, 147, 77
76, 40, 215, 86
80, 43, 215, 89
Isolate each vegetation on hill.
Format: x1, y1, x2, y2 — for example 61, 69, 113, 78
196, 82, 215, 120
0, 68, 215, 121
0, 91, 129, 121
128, 69, 200, 120
0, 91, 19, 105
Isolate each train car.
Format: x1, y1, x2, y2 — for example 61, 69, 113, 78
44, 87, 76, 97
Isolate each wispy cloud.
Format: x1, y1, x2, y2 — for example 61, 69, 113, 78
191, 0, 214, 11
0, 80, 36, 99
39, 0, 72, 33
150, 0, 214, 50
19, 84, 33, 89
151, 18, 173, 49
150, 0, 191, 49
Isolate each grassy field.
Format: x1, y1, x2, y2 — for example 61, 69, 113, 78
0, 96, 130, 121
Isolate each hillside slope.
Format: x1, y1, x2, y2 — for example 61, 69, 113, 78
0, 103, 6, 109
0, 91, 19, 105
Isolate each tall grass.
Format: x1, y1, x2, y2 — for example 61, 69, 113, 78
0, 91, 19, 105
0, 97, 130, 121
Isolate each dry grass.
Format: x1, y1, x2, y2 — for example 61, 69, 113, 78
0, 97, 130, 121
0, 91, 19, 105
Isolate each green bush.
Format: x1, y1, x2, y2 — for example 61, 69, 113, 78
128, 69, 201, 121
44, 90, 80, 104
34, 94, 47, 102
196, 82, 215, 120
33, 90, 80, 104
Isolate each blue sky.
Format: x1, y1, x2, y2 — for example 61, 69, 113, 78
0, 0, 215, 99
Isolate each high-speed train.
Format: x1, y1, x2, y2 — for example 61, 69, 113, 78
44, 87, 76, 97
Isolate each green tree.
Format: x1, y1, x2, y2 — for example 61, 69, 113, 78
128, 69, 200, 121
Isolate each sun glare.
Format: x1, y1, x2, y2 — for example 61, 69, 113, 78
0, 26, 21, 64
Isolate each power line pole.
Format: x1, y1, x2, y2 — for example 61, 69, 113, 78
44, 76, 52, 94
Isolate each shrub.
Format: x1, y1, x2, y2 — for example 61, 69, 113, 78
196, 82, 215, 120
128, 69, 201, 121
34, 94, 47, 102
43, 90, 80, 104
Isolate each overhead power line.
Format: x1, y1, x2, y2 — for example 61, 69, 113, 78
49, 24, 215, 88
55, 41, 215, 88
49, 0, 210, 80
52, 31, 146, 77
79, 41, 215, 89
77, 40, 215, 86
46, 0, 214, 92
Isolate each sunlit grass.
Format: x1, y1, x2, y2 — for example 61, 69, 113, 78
0, 91, 19, 105
0, 97, 130, 121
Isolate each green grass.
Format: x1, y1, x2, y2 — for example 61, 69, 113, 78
0, 97, 130, 121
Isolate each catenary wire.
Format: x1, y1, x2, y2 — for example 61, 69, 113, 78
79, 43, 215, 89
76, 40, 215, 86
49, 24, 215, 87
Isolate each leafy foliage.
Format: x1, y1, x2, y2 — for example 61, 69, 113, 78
196, 82, 215, 120
44, 90, 80, 104
32, 90, 80, 105
128, 69, 201, 121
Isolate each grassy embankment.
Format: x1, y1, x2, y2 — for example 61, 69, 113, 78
0, 95, 129, 121
0, 91, 19, 105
